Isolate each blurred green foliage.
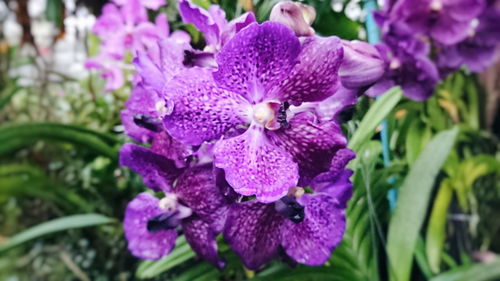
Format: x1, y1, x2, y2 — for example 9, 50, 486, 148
0, 0, 498, 281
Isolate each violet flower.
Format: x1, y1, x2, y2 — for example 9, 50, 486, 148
387, 0, 485, 45
436, 0, 500, 73
269, 1, 316, 36
121, 144, 229, 268
224, 149, 355, 270
160, 22, 347, 202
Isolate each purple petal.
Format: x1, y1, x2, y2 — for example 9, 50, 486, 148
162, 67, 251, 145
214, 127, 299, 203
281, 193, 346, 265
364, 78, 395, 98
102, 65, 125, 92
119, 144, 182, 192
340, 40, 386, 89
220, 12, 257, 46
121, 83, 161, 143
307, 86, 359, 122
182, 216, 226, 269
151, 131, 193, 168
213, 22, 301, 103
178, 0, 221, 47
124, 193, 177, 260
223, 201, 284, 270
122, 0, 147, 25
311, 148, 355, 188
270, 36, 343, 105
93, 4, 124, 38
174, 165, 229, 230
267, 112, 347, 185
142, 0, 166, 10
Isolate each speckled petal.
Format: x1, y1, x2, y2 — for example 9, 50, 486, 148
281, 193, 346, 265
267, 112, 347, 185
220, 12, 256, 46
311, 148, 355, 188
214, 126, 299, 203
119, 144, 182, 192
151, 131, 193, 168
270, 36, 343, 105
162, 67, 250, 145
174, 165, 229, 230
223, 201, 284, 270
213, 22, 301, 103
124, 193, 178, 260
182, 216, 226, 269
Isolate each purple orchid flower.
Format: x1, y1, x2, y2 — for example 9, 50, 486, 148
386, 0, 485, 45
178, 0, 256, 51
85, 53, 126, 92
436, 0, 500, 73
160, 22, 347, 203
224, 148, 355, 270
121, 144, 230, 268
364, 24, 440, 101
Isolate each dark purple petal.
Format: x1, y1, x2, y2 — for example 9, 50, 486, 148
162, 67, 251, 145
340, 40, 386, 89
224, 201, 284, 270
270, 36, 343, 105
151, 131, 193, 168
213, 22, 301, 103
309, 86, 359, 122
364, 78, 395, 98
311, 148, 355, 188
178, 0, 222, 47
268, 112, 347, 185
119, 144, 182, 192
214, 127, 299, 203
281, 193, 346, 265
174, 165, 229, 230
124, 193, 177, 260
182, 216, 226, 269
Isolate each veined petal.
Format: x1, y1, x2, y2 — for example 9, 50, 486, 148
281, 194, 346, 265
162, 68, 251, 145
182, 216, 226, 269
174, 165, 229, 229
267, 112, 347, 185
270, 36, 343, 105
213, 22, 301, 103
224, 201, 284, 270
220, 12, 257, 46
124, 193, 178, 260
214, 126, 299, 203
119, 144, 182, 192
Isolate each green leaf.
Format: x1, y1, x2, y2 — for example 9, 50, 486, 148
136, 235, 195, 279
348, 87, 402, 153
430, 259, 500, 281
0, 214, 115, 253
426, 179, 454, 273
0, 123, 118, 159
387, 127, 459, 281
0, 85, 21, 111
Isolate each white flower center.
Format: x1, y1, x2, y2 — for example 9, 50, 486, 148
468, 18, 480, 37
390, 58, 401, 70
430, 0, 442, 11
253, 103, 275, 124
158, 194, 178, 210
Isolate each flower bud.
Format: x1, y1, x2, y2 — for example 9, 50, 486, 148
270, 1, 316, 36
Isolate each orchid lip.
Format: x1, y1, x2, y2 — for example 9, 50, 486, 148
147, 210, 181, 233
275, 195, 305, 223
133, 114, 163, 132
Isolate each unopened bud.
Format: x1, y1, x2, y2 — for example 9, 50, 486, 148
270, 1, 316, 36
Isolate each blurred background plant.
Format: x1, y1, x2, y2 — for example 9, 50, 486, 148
0, 0, 498, 280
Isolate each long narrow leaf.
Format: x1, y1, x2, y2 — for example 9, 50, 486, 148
0, 214, 115, 253
387, 127, 459, 281
430, 259, 500, 281
348, 87, 402, 152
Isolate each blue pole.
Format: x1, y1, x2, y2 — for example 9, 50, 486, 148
363, 0, 397, 210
